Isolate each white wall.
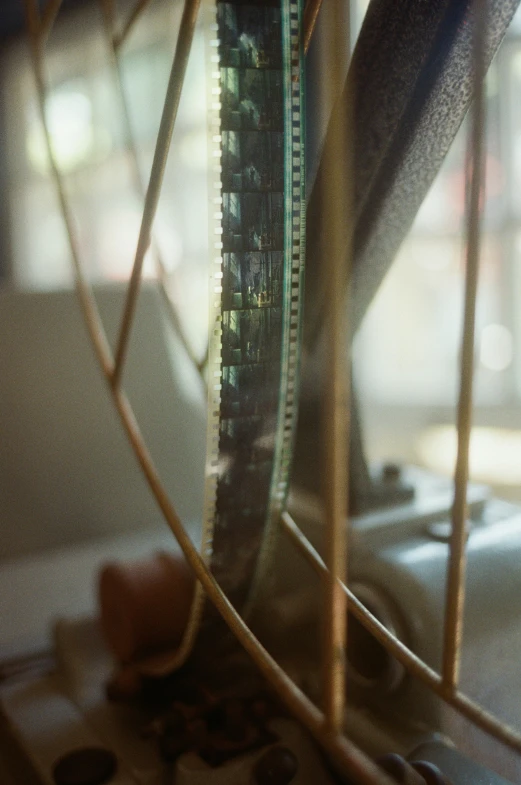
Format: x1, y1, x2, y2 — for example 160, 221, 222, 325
0, 284, 207, 559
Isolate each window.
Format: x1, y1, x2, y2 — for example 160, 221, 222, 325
354, 61, 509, 407
1, 0, 210, 356
350, 5, 521, 495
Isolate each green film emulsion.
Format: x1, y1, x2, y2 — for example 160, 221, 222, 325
184, 0, 305, 656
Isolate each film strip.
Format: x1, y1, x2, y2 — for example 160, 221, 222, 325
199, 0, 306, 644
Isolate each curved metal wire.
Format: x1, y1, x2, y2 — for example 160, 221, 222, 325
302, 0, 322, 54
442, 0, 488, 691
319, 0, 352, 732
22, 0, 521, 781
99, 0, 208, 381
111, 0, 201, 387
114, 0, 153, 49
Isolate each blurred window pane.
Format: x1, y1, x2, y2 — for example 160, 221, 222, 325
2, 0, 209, 355
353, 8, 516, 410
508, 5, 521, 35
354, 234, 507, 406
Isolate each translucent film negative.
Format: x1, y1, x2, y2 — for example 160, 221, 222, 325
180, 0, 305, 660
207, 0, 305, 604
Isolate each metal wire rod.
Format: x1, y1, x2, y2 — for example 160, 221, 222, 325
280, 510, 521, 756
303, 0, 323, 54
114, 0, 154, 50
322, 203, 349, 731
23, 0, 39, 38
319, 0, 352, 732
281, 509, 442, 687
442, 0, 488, 691
197, 342, 209, 377
99, 0, 206, 381
112, 0, 201, 388
40, 0, 63, 43
101, 0, 116, 43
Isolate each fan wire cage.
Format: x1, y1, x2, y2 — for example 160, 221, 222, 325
20, 0, 521, 781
